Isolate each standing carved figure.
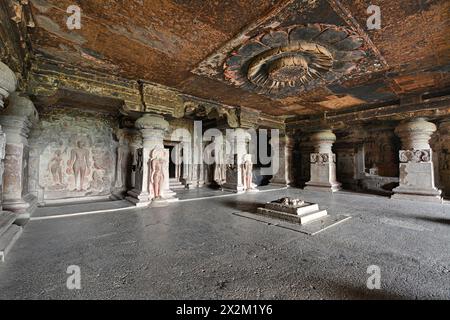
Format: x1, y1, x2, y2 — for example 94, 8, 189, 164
67, 141, 91, 191
211, 138, 226, 186
242, 154, 253, 190
48, 149, 64, 186
149, 148, 165, 199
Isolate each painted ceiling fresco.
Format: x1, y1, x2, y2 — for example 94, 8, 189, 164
23, 0, 450, 116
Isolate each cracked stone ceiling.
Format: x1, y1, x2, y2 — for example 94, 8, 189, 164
27, 0, 450, 117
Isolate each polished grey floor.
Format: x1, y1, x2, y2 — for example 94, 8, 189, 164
0, 188, 449, 300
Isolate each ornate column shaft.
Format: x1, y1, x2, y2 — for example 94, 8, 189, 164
0, 62, 22, 262
270, 134, 294, 186
222, 128, 257, 193
111, 128, 132, 199
126, 114, 178, 206
0, 92, 39, 221
188, 121, 204, 188
129, 129, 143, 189
391, 118, 442, 202
304, 129, 341, 192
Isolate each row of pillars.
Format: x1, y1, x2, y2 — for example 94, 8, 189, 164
304, 118, 442, 202
124, 114, 259, 206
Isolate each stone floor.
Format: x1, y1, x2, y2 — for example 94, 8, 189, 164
0, 187, 449, 300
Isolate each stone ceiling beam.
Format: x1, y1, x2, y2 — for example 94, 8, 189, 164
286, 95, 450, 131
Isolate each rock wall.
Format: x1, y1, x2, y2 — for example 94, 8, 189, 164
29, 107, 119, 203
432, 121, 450, 198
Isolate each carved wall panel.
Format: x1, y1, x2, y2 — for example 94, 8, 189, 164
29, 108, 118, 202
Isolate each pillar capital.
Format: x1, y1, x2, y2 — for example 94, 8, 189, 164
135, 113, 169, 149
0, 93, 39, 143
135, 113, 169, 131
395, 117, 437, 150
310, 129, 336, 153
0, 62, 17, 108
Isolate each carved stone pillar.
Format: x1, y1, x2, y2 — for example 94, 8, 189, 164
270, 134, 294, 186
391, 118, 442, 202
222, 128, 256, 193
304, 129, 341, 192
0, 62, 22, 262
126, 114, 178, 206
129, 130, 143, 189
178, 137, 191, 187
0, 92, 39, 222
111, 128, 132, 199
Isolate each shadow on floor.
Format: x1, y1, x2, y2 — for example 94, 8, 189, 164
322, 280, 408, 300
414, 216, 450, 226
221, 199, 261, 213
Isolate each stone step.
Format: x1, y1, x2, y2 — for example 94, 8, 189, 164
0, 211, 17, 237
257, 207, 328, 225
265, 202, 319, 216
169, 181, 186, 190
296, 204, 320, 216
300, 209, 328, 224
0, 224, 22, 262
170, 184, 186, 190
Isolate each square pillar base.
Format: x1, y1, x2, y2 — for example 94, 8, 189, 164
126, 189, 152, 207
304, 181, 342, 193
2, 194, 38, 225
391, 187, 443, 203
222, 183, 246, 194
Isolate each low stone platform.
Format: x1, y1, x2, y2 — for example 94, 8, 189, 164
253, 197, 351, 235
257, 198, 328, 224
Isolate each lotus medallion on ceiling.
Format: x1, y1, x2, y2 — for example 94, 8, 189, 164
223, 24, 366, 98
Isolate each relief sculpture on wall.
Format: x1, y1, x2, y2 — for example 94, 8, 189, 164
66, 141, 91, 191
149, 148, 165, 199
48, 149, 64, 188
242, 154, 254, 191
29, 108, 117, 203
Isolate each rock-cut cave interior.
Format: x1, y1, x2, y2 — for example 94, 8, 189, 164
0, 0, 449, 300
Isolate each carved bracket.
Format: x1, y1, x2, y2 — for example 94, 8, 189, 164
399, 149, 431, 163
310, 153, 336, 164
